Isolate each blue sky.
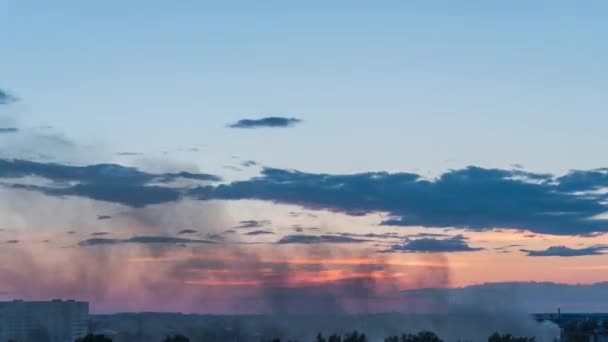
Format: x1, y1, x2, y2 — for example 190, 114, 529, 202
2, 0, 607, 176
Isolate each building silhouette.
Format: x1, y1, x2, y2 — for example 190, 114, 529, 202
0, 300, 88, 342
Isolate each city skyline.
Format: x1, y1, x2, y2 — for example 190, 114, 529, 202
1, 1, 607, 314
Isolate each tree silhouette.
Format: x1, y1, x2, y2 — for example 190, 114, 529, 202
75, 334, 112, 342
163, 334, 190, 342
343, 331, 367, 342
384, 331, 442, 342
488, 332, 536, 342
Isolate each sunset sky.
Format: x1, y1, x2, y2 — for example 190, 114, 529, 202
1, 1, 607, 314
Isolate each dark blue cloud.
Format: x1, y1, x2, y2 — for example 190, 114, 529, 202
177, 229, 197, 235
0, 128, 18, 134
234, 220, 270, 229
277, 234, 369, 244
194, 166, 608, 235
5, 158, 608, 236
383, 235, 483, 253
0, 89, 16, 105
0, 159, 220, 184
115, 152, 143, 156
241, 160, 257, 167
555, 168, 608, 192
79, 235, 215, 246
244, 230, 275, 236
228, 117, 302, 129
0, 158, 220, 207
521, 245, 608, 257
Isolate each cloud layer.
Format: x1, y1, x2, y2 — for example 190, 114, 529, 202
196, 167, 608, 235
3, 159, 608, 236
521, 245, 608, 257
277, 234, 369, 244
384, 235, 483, 253
0, 159, 220, 207
78, 235, 215, 246
228, 117, 302, 129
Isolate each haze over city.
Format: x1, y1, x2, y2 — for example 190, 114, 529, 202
1, 0, 607, 323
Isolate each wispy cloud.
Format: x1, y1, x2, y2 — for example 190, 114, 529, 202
383, 235, 483, 253
0, 128, 19, 134
0, 89, 16, 105
244, 230, 274, 236
228, 117, 302, 129
277, 234, 369, 244
521, 245, 608, 257
78, 235, 215, 246
0, 159, 220, 207
234, 220, 270, 229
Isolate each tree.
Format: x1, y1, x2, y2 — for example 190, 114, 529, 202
328, 334, 342, 342
384, 331, 442, 342
343, 331, 367, 342
75, 334, 112, 342
163, 334, 190, 342
488, 332, 536, 342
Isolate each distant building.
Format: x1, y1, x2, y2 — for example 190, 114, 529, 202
0, 299, 88, 342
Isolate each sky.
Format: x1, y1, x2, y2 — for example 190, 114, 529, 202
0, 0, 607, 314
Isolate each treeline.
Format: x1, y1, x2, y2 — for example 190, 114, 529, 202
75, 331, 537, 342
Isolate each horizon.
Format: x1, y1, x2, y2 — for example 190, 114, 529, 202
1, 1, 607, 317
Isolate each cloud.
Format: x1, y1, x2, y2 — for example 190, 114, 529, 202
78, 235, 215, 246
97, 215, 112, 220
6, 240, 19, 244
383, 235, 483, 253
277, 234, 369, 244
78, 238, 120, 246
91, 232, 109, 236
0, 89, 16, 105
194, 166, 608, 235
177, 229, 197, 235
0, 128, 18, 134
241, 160, 257, 167
0, 158, 220, 207
494, 244, 524, 251
244, 230, 275, 236
521, 245, 608, 257
555, 168, 608, 192
234, 220, 270, 229
335, 232, 401, 239
5, 158, 608, 236
228, 117, 302, 129
0, 159, 220, 184
115, 152, 143, 156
